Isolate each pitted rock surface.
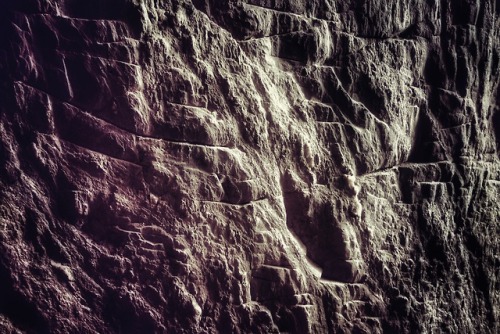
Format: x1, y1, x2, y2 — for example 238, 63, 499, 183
0, 0, 499, 333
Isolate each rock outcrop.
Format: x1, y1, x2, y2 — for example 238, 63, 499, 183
0, 0, 499, 333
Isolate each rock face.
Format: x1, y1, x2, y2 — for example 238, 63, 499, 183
0, 0, 499, 333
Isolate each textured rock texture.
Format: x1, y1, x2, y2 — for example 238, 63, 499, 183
0, 0, 499, 333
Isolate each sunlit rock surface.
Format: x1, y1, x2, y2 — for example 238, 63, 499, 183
0, 0, 499, 333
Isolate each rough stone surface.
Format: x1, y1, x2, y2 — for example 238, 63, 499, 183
0, 0, 499, 333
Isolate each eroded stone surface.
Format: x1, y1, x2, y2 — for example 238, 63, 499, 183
0, 0, 499, 333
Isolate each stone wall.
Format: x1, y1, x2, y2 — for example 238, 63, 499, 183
0, 0, 499, 333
